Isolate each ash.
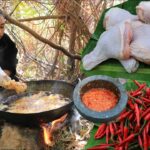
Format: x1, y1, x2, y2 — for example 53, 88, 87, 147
0, 123, 43, 150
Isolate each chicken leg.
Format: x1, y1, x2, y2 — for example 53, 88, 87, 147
130, 23, 150, 64
120, 58, 139, 73
103, 8, 139, 73
136, 1, 150, 24
82, 20, 133, 70
103, 7, 138, 30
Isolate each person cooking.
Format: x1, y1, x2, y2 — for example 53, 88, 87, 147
0, 12, 27, 93
0, 12, 18, 81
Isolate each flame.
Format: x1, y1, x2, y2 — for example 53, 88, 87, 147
41, 113, 68, 147
42, 125, 53, 146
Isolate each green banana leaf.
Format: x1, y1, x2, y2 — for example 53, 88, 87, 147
84, 79, 150, 150
81, 0, 150, 81
82, 0, 150, 149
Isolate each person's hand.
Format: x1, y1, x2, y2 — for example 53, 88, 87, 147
0, 67, 11, 86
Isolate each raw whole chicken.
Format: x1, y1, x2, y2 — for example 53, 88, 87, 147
103, 7, 138, 30
130, 23, 150, 64
82, 20, 133, 70
136, 1, 150, 23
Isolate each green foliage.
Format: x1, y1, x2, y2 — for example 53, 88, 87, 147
81, 0, 150, 81
60, 24, 65, 31
12, 1, 53, 19
13, 2, 38, 18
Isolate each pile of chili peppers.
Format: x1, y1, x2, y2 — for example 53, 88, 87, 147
88, 80, 150, 150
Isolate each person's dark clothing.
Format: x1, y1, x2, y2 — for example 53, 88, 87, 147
0, 33, 18, 80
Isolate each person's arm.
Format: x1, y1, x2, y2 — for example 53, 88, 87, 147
3, 69, 11, 76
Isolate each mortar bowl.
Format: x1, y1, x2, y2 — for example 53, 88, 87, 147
73, 75, 128, 123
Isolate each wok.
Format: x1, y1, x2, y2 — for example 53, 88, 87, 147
0, 80, 74, 127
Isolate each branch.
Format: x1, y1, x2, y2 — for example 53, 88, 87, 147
9, 2, 22, 16
3, 12, 81, 60
18, 15, 67, 22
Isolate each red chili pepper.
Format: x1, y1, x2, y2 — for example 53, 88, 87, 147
128, 113, 134, 121
95, 129, 106, 139
118, 135, 124, 150
135, 124, 140, 133
138, 135, 143, 149
124, 140, 130, 150
123, 123, 128, 140
134, 103, 140, 127
120, 121, 124, 137
127, 100, 134, 110
131, 91, 142, 97
141, 97, 150, 103
106, 125, 109, 144
114, 129, 122, 135
125, 143, 129, 150
135, 99, 143, 105
112, 122, 117, 131
145, 87, 150, 98
139, 118, 149, 135
133, 80, 143, 87
118, 133, 137, 146
144, 113, 150, 121
131, 84, 146, 96
123, 120, 129, 150
109, 123, 115, 140
129, 122, 134, 129
148, 135, 150, 149
143, 128, 148, 150
117, 111, 132, 121
141, 107, 150, 118
118, 147, 123, 150
145, 122, 149, 134
94, 123, 107, 139
118, 134, 122, 142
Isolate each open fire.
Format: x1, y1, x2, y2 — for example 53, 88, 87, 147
41, 114, 68, 147
0, 107, 90, 150
0, 114, 69, 149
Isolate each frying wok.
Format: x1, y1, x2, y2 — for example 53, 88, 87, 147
0, 80, 74, 127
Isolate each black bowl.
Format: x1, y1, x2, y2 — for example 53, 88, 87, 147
73, 75, 128, 123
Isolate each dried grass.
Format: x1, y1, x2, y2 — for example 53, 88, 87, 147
5, 0, 124, 81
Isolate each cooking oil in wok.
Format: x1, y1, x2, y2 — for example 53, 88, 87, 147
5, 92, 71, 114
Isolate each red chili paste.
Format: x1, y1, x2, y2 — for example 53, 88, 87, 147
81, 88, 118, 112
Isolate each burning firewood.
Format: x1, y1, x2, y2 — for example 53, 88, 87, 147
41, 113, 68, 147
0, 107, 92, 150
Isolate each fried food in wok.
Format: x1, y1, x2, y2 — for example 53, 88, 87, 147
6, 92, 70, 114
3, 80, 27, 93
